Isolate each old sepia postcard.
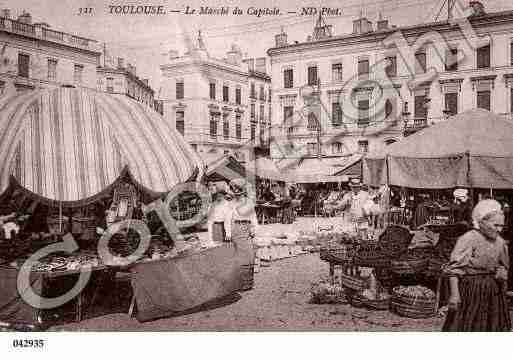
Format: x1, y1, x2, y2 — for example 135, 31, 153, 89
0, 0, 512, 356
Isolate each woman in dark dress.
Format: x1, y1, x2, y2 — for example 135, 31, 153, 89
442, 199, 510, 331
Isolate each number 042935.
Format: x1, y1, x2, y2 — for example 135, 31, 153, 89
12, 339, 45, 348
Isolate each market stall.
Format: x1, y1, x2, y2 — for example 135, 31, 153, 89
313, 109, 513, 316
0, 87, 246, 329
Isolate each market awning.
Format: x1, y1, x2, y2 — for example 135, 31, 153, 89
0, 88, 204, 203
280, 157, 350, 183
205, 154, 245, 181
245, 157, 287, 181
363, 109, 513, 189
331, 154, 363, 178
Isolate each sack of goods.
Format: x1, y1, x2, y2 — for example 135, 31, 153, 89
310, 280, 348, 305
391, 285, 436, 319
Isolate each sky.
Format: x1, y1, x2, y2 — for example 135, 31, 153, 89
2, 0, 512, 94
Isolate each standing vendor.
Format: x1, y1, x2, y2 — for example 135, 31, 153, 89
451, 188, 472, 225
206, 188, 232, 244
226, 178, 258, 291
341, 179, 371, 238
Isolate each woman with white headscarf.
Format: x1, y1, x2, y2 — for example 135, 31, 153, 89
442, 199, 510, 331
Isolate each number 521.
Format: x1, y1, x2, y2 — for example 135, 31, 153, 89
78, 7, 93, 15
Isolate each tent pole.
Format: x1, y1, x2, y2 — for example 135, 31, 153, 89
466, 151, 474, 209
385, 155, 391, 226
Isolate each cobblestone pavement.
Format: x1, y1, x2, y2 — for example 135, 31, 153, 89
53, 253, 445, 331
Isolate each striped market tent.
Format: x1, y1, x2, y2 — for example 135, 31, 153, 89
0, 87, 204, 205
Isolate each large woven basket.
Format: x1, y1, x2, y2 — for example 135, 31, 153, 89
339, 272, 368, 291
390, 258, 429, 275
391, 288, 436, 318
379, 225, 413, 258
350, 294, 390, 311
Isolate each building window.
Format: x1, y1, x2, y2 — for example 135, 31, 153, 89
307, 66, 318, 86
47, 59, 57, 81
106, 77, 114, 93
74, 64, 84, 84
332, 142, 343, 154
331, 101, 343, 125
511, 41, 513, 66
414, 94, 428, 119
176, 111, 185, 135
222, 85, 229, 102
357, 58, 369, 78
18, 53, 30, 78
260, 125, 265, 143
415, 51, 426, 73
358, 140, 369, 153
477, 90, 490, 111
307, 142, 317, 155
176, 81, 184, 99
250, 82, 256, 99
259, 104, 265, 123
445, 92, 458, 116
332, 63, 343, 82
251, 103, 255, 120
358, 99, 370, 127
209, 83, 216, 100
477, 44, 490, 69
385, 99, 394, 119
235, 114, 242, 141
235, 87, 241, 105
284, 68, 293, 88
268, 88, 272, 102
250, 123, 256, 141
259, 85, 265, 101
284, 106, 294, 133
210, 114, 217, 138
445, 48, 458, 71
191, 144, 197, 152
307, 112, 319, 131
385, 56, 397, 77
223, 114, 229, 139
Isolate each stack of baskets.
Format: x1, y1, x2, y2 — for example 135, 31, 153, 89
391, 286, 436, 318
353, 241, 389, 268
320, 242, 358, 265
339, 272, 368, 292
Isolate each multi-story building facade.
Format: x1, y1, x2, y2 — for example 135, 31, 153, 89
159, 33, 271, 163
244, 57, 272, 157
97, 58, 155, 109
268, 2, 513, 159
0, 9, 100, 96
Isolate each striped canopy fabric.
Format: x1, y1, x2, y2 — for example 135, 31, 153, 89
0, 88, 203, 203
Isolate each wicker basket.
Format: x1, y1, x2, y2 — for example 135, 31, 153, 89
391, 288, 436, 318
379, 225, 413, 258
350, 294, 390, 311
339, 272, 368, 291
320, 243, 358, 264
391, 300, 436, 318
390, 258, 429, 275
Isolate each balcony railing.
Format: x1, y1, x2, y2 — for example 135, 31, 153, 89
0, 17, 95, 51
404, 117, 428, 135
11, 20, 35, 35
42, 27, 64, 41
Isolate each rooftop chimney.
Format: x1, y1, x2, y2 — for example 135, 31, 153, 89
2, 9, 11, 19
226, 43, 242, 66
352, 12, 373, 34
117, 57, 124, 69
469, 1, 486, 17
17, 11, 32, 24
376, 12, 389, 31
275, 27, 288, 47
